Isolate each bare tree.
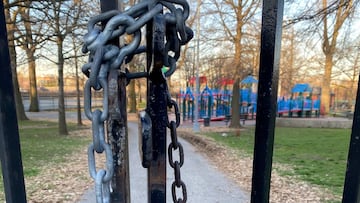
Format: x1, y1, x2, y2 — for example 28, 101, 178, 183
287, 0, 358, 115
4, 0, 28, 120
204, 0, 261, 128
333, 38, 360, 108
278, 26, 306, 96
71, 33, 83, 126
320, 0, 356, 115
14, 0, 50, 112
42, 0, 87, 135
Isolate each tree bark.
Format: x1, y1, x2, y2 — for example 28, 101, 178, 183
128, 79, 137, 113
321, 54, 333, 114
48, 0, 84, 134
75, 53, 82, 126
20, 1, 39, 112
72, 35, 82, 126
126, 61, 137, 112
4, 3, 28, 120
320, 0, 354, 115
57, 39, 68, 135
229, 12, 243, 129
10, 40, 28, 120
27, 53, 39, 112
229, 78, 241, 128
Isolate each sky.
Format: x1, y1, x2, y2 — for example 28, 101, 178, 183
15, 0, 360, 87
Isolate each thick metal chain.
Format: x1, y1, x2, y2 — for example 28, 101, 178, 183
82, 0, 192, 202
167, 99, 187, 203
82, 0, 193, 79
84, 63, 114, 203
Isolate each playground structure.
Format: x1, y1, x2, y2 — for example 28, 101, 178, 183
178, 80, 322, 122
239, 76, 258, 120
178, 75, 258, 122
278, 84, 321, 118
181, 87, 195, 121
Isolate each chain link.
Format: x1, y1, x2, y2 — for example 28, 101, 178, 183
167, 99, 187, 202
83, 58, 113, 202
82, 0, 193, 79
83, 53, 112, 202
82, 0, 192, 202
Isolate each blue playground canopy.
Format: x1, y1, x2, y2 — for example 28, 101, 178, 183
241, 75, 258, 84
291, 83, 312, 93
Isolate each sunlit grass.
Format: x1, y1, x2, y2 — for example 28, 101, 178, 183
206, 127, 350, 198
0, 120, 90, 201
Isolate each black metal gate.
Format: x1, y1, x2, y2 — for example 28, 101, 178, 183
1, 0, 360, 203
0, 1, 27, 203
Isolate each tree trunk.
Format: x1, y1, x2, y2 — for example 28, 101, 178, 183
320, 0, 353, 115
229, 21, 243, 128
72, 36, 82, 126
57, 39, 68, 135
137, 79, 142, 103
75, 53, 82, 126
229, 78, 241, 128
128, 79, 137, 113
10, 42, 28, 120
21, 2, 39, 112
321, 54, 333, 115
4, 5, 28, 120
27, 52, 39, 112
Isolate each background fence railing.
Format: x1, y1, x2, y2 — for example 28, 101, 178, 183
21, 93, 103, 111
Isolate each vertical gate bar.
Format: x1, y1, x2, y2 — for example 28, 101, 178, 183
250, 0, 284, 202
342, 75, 360, 202
100, 0, 122, 14
99, 1, 130, 202
108, 69, 130, 203
0, 2, 27, 203
147, 14, 167, 203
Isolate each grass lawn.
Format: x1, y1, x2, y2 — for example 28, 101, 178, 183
0, 120, 90, 200
206, 127, 351, 197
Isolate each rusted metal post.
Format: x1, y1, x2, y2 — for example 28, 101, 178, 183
99, 0, 130, 202
146, 14, 167, 203
108, 67, 130, 203
342, 76, 360, 202
251, 0, 284, 202
0, 2, 27, 203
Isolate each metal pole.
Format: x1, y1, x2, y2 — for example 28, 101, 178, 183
342, 74, 360, 202
0, 1, 27, 202
251, 0, 284, 202
107, 69, 130, 203
99, 1, 130, 202
193, 0, 201, 132
147, 14, 167, 203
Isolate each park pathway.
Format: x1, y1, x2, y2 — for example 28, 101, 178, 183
25, 111, 347, 202
77, 121, 249, 203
